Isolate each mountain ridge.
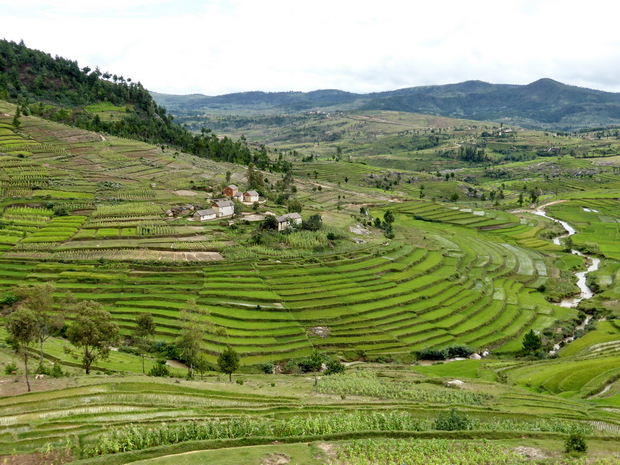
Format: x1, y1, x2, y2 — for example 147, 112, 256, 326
151, 79, 620, 131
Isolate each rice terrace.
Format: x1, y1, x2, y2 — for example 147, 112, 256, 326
3, 39, 620, 464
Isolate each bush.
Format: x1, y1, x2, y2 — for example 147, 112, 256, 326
0, 293, 18, 307
4, 361, 17, 375
445, 345, 473, 358
282, 359, 301, 374
434, 408, 472, 431
235, 378, 244, 385
149, 360, 171, 377
417, 347, 448, 360
325, 358, 345, 375
260, 360, 274, 374
565, 431, 588, 454
50, 363, 64, 378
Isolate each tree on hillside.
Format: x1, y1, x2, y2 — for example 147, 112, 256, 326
11, 105, 21, 128
522, 329, 542, 356
13, 283, 64, 370
306, 350, 326, 386
260, 214, 278, 231
132, 312, 156, 374
246, 163, 264, 191
383, 210, 395, 226
217, 346, 240, 382
287, 198, 302, 214
176, 300, 205, 379
6, 306, 38, 392
302, 214, 322, 231
66, 301, 120, 374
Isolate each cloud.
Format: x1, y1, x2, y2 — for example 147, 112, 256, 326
2, 0, 620, 95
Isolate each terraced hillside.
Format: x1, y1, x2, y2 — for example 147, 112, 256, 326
0, 99, 597, 369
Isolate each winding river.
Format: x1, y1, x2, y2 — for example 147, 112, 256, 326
533, 209, 600, 307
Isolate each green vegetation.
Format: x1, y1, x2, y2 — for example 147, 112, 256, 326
3, 41, 620, 464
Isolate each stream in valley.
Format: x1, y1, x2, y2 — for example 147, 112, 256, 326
533, 209, 600, 350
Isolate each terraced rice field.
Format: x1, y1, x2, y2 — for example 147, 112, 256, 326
0, 226, 570, 364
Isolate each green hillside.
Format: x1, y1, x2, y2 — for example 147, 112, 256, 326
1, 42, 620, 464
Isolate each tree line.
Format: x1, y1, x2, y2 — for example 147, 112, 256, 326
0, 39, 290, 172
1, 283, 241, 390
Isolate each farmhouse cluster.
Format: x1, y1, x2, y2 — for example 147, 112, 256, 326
193, 185, 261, 222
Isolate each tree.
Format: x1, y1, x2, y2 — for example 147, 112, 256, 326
66, 301, 120, 374
194, 353, 212, 380
306, 350, 325, 386
246, 162, 264, 191
287, 198, 302, 214
383, 210, 395, 226
302, 214, 322, 231
260, 214, 278, 231
133, 312, 156, 374
176, 300, 204, 379
13, 283, 63, 371
522, 329, 542, 355
6, 307, 38, 392
11, 104, 21, 128
217, 346, 240, 382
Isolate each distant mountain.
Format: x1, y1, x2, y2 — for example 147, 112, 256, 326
151, 79, 620, 131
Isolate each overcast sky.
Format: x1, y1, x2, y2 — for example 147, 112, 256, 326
2, 0, 619, 96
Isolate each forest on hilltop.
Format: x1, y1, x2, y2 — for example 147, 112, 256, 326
0, 39, 292, 172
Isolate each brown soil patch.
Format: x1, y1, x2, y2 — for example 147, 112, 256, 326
0, 375, 80, 397
173, 190, 199, 196
0, 450, 72, 465
316, 442, 339, 462
262, 452, 290, 465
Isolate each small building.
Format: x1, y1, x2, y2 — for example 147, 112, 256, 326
212, 200, 235, 218
243, 190, 259, 203
223, 185, 238, 197
193, 208, 216, 221
233, 191, 244, 203
276, 212, 302, 231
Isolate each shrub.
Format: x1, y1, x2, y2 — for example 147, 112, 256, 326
434, 408, 472, 431
565, 431, 588, 454
325, 358, 345, 375
50, 363, 64, 378
282, 359, 301, 374
417, 347, 448, 360
0, 293, 18, 307
235, 378, 244, 385
260, 360, 274, 374
4, 361, 17, 375
445, 345, 473, 358
149, 360, 171, 377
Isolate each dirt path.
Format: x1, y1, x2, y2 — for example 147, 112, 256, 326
512, 199, 569, 214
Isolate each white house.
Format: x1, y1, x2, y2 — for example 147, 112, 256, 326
276, 212, 302, 231
243, 190, 259, 203
193, 208, 216, 221
212, 200, 235, 218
